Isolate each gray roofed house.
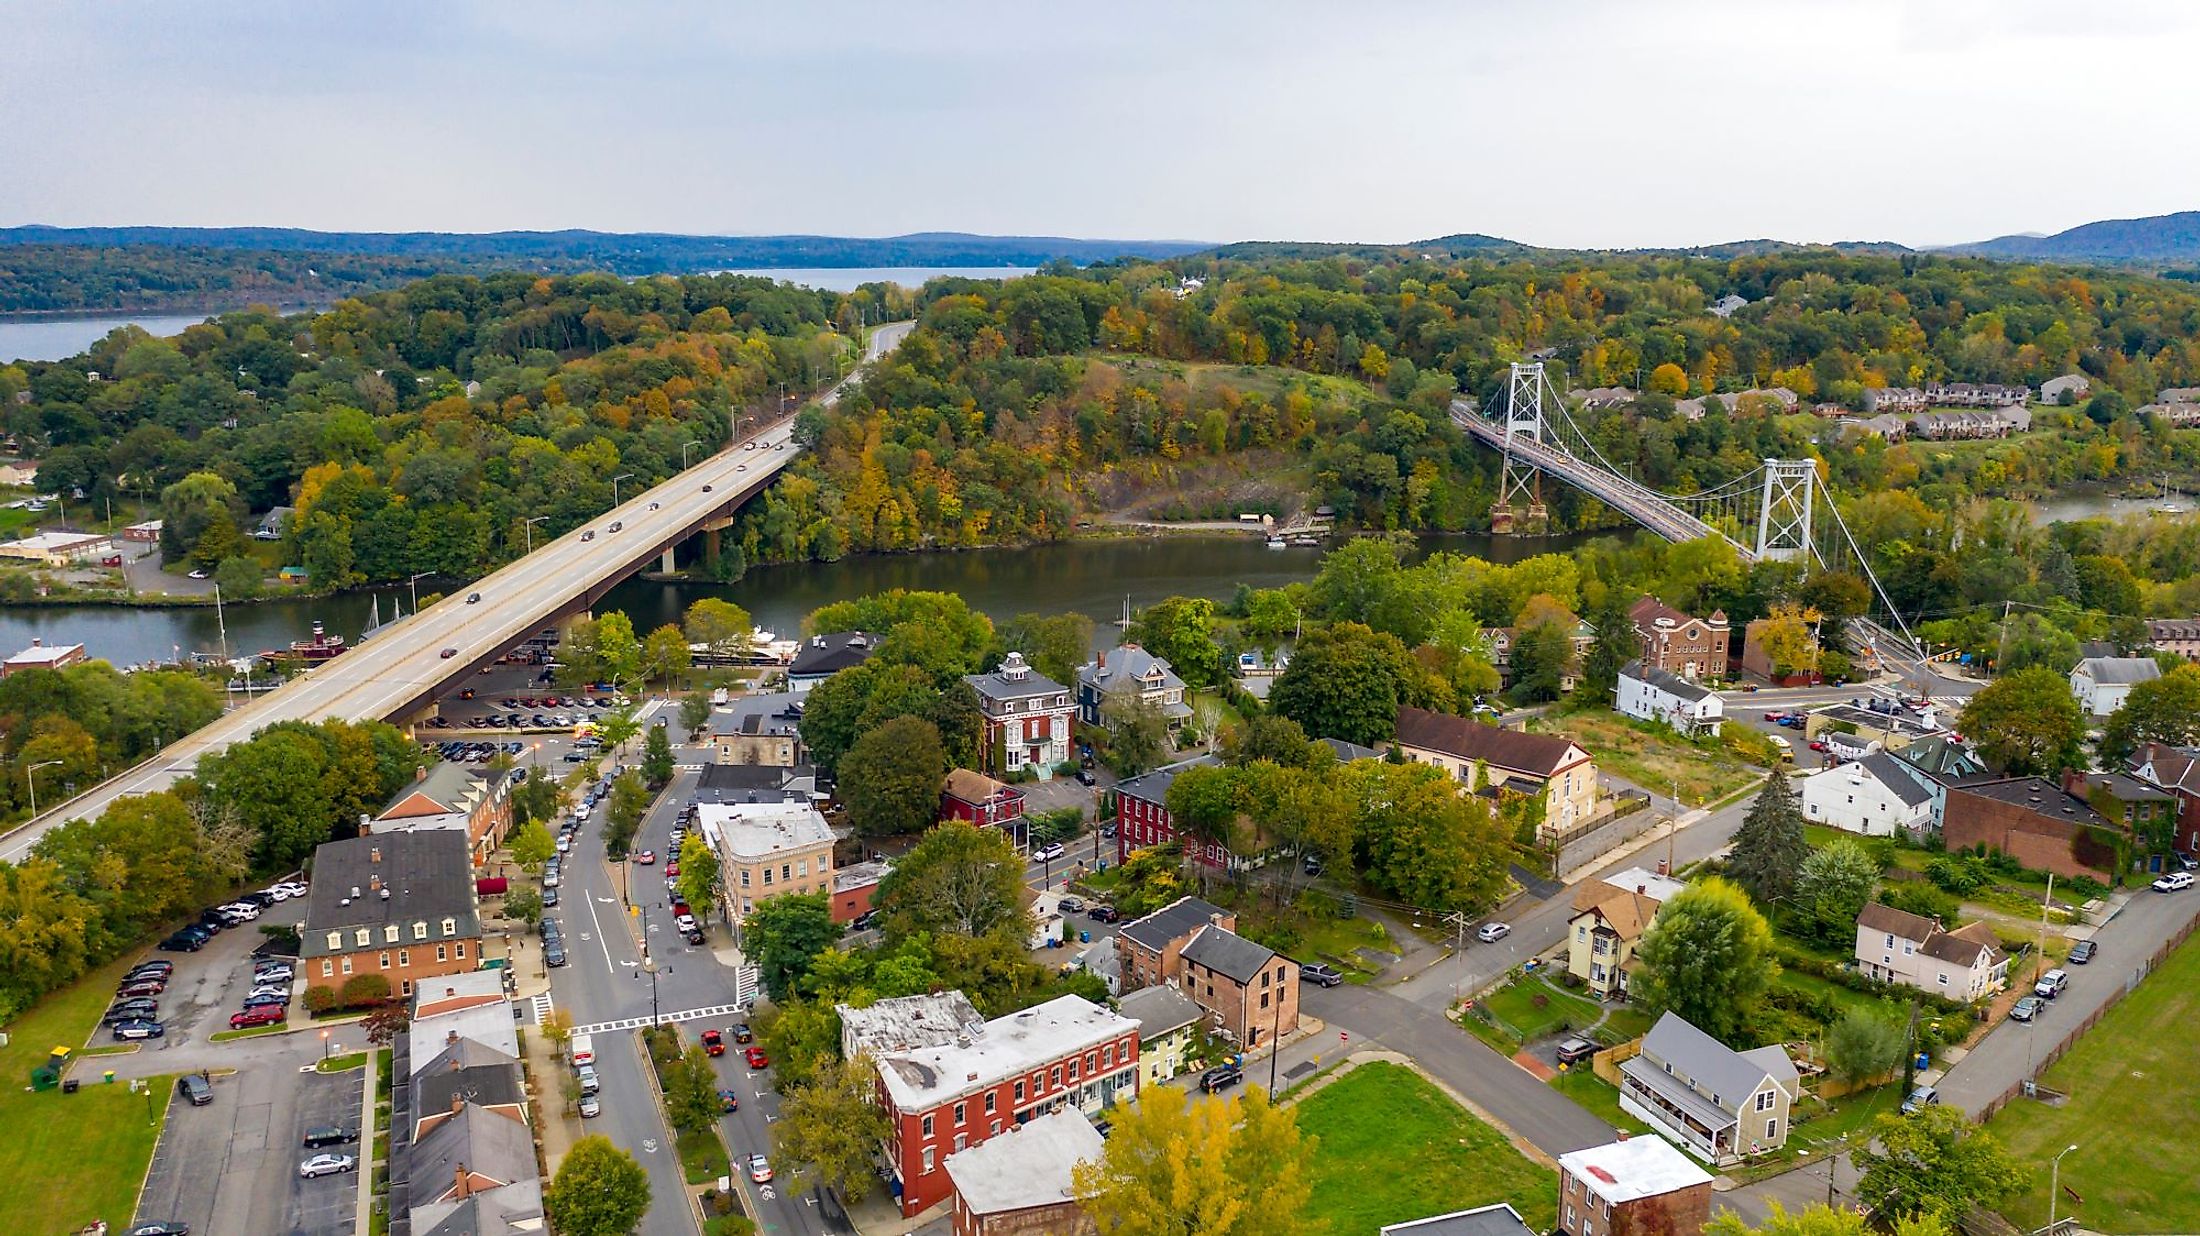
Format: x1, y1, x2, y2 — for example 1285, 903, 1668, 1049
696, 761, 816, 804
1320, 737, 1382, 762
1179, 923, 1277, 984
1116, 896, 1231, 954
1618, 1012, 1797, 1163
407, 1104, 537, 1208
408, 1006, 520, 1079
2039, 373, 2091, 404
1117, 985, 1201, 1041
1077, 642, 1193, 729
299, 830, 481, 964
2071, 656, 2163, 716
414, 1183, 545, 1236
942, 1108, 1104, 1231
253, 505, 294, 540
1380, 1203, 1538, 1236
705, 691, 807, 766
414, 1062, 528, 1137
1112, 754, 1221, 818
1861, 752, 1934, 809
787, 631, 877, 689
415, 1035, 519, 1079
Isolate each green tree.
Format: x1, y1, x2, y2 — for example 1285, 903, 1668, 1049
1726, 772, 1809, 907
198, 725, 335, 868
799, 663, 877, 775
1269, 621, 1435, 746
1343, 759, 1511, 911
1506, 616, 1576, 704
1792, 839, 1880, 947
1219, 713, 1321, 769
641, 724, 674, 787
212, 554, 262, 599
675, 833, 720, 918
594, 611, 643, 684
544, 1135, 652, 1236
773, 1053, 894, 1202
2100, 662, 2200, 765
1823, 1006, 1905, 1088
641, 623, 692, 685
503, 885, 543, 927
875, 820, 1029, 940
1101, 693, 1171, 776
1959, 666, 2085, 775
511, 774, 563, 828
745, 893, 840, 1001
1853, 1105, 2025, 1225
808, 590, 993, 672
682, 597, 753, 664
508, 820, 556, 873
1072, 1083, 1320, 1236
679, 690, 713, 736
997, 611, 1095, 689
1127, 597, 1223, 689
1632, 876, 1779, 1045
1581, 590, 1640, 701
663, 1042, 721, 1136
838, 715, 945, 837
1706, 1203, 1951, 1236
756, 997, 844, 1089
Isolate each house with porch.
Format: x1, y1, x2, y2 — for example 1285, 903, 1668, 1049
1566, 868, 1684, 999
966, 652, 1074, 779
1077, 643, 1192, 732
1853, 902, 2007, 1001
1617, 1012, 1797, 1164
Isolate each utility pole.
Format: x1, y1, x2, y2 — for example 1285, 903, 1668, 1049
1668, 776, 1681, 874
1443, 911, 1471, 1005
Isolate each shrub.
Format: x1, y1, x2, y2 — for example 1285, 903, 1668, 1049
303, 985, 339, 1014
339, 973, 392, 1009
1878, 883, 1961, 923
1554, 970, 1588, 991
1925, 855, 1988, 894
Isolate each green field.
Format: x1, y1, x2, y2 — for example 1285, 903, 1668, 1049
1531, 709, 1766, 806
0, 955, 175, 1232
1295, 1061, 1554, 1235
1548, 1067, 1651, 1137
1989, 928, 2200, 1233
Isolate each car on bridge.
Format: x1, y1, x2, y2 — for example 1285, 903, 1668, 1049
440, 647, 457, 659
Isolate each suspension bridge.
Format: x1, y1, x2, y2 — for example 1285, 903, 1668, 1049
1451, 362, 1925, 665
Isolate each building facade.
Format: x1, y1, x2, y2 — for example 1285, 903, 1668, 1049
941, 769, 1028, 834
1117, 985, 1201, 1085
1115, 897, 1234, 995
706, 691, 807, 766
1178, 924, 1299, 1048
697, 800, 835, 918
1800, 752, 1935, 839
1112, 755, 1232, 869
1, 638, 86, 676
1556, 1136, 1714, 1236
1629, 597, 1729, 680
1566, 870, 1683, 999
1392, 706, 1599, 836
300, 831, 483, 1001
1617, 1013, 1797, 1163
944, 1110, 1102, 1236
2070, 656, 2161, 717
371, 763, 515, 867
786, 631, 877, 693
1853, 902, 2007, 1001
966, 652, 1074, 778
1077, 643, 1191, 731
1941, 776, 2120, 881
1616, 661, 1723, 736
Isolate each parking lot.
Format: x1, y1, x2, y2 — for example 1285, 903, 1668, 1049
133, 1046, 363, 1236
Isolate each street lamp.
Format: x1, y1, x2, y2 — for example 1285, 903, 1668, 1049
681, 441, 703, 469
2048, 1144, 2079, 1234
523, 515, 548, 554
26, 759, 63, 817
407, 572, 430, 613
319, 1029, 331, 1061
612, 473, 635, 507
644, 955, 660, 1028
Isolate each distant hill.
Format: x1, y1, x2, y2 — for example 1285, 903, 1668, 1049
1947, 211, 2200, 263
0, 225, 1210, 273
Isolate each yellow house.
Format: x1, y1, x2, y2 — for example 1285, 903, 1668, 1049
1393, 706, 1600, 838
1118, 984, 1202, 1086
1566, 868, 1685, 999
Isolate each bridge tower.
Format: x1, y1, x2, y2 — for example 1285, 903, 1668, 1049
1491, 363, 1549, 535
1755, 458, 1817, 561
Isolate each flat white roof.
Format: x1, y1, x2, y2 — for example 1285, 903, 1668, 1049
945, 1109, 1103, 1214
2, 531, 110, 551
697, 800, 832, 861
873, 994, 1135, 1112
1603, 867, 1686, 902
1558, 1136, 1713, 1204
4, 641, 81, 666
408, 1002, 519, 1075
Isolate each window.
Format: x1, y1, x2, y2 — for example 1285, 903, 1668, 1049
321, 960, 334, 978
1261, 970, 1271, 988
456, 942, 466, 960
798, 858, 808, 877
1014, 1080, 1025, 1103
921, 1114, 934, 1137
341, 957, 353, 975
921, 1147, 934, 1174
384, 925, 399, 944
740, 869, 751, 887
954, 1133, 967, 1152
1086, 1052, 1097, 1075
1756, 1090, 1774, 1112
1261, 992, 1270, 1009
326, 932, 342, 951
379, 951, 390, 970
354, 928, 370, 947
1068, 1058, 1079, 1081
1050, 1066, 1061, 1088
762, 867, 773, 886
1937, 973, 1949, 986
953, 1102, 965, 1126
436, 945, 447, 963
1102, 1044, 1113, 1068
441, 917, 456, 936
414, 922, 429, 941
781, 863, 791, 881
399, 950, 410, 967
990, 1120, 1002, 1136
985, 1091, 997, 1115
1767, 1118, 1778, 1140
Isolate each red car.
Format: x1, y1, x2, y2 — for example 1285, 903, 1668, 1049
743, 1046, 770, 1069
665, 862, 680, 878
230, 1005, 285, 1030
701, 1028, 725, 1056
634, 850, 656, 865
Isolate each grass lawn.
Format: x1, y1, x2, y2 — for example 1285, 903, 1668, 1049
1531, 708, 1763, 806
1988, 928, 2200, 1233
1215, 888, 1394, 980
1548, 1067, 1652, 1136
0, 955, 177, 1232
1480, 974, 1604, 1044
1296, 1061, 1555, 1235
678, 1126, 731, 1185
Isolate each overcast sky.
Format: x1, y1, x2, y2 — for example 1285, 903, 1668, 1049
7, 0, 2198, 250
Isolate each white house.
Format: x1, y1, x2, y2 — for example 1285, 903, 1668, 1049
1616, 660, 1723, 737
1617, 1012, 1798, 1163
2070, 656, 2161, 717
2039, 373, 2090, 404
1800, 751, 1935, 838
1855, 902, 2007, 1001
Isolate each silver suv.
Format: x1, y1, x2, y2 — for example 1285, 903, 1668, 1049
2034, 968, 2069, 999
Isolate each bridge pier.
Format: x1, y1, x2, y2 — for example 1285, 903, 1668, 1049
703, 527, 721, 572
661, 545, 677, 575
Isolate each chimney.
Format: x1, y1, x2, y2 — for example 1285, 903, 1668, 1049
370, 847, 381, 864
445, 987, 456, 998
454, 1162, 469, 1201
416, 765, 428, 782
451, 1089, 464, 1110
369, 875, 382, 893
1636, 884, 1646, 895
1616, 1130, 1629, 1142
446, 1029, 460, 1046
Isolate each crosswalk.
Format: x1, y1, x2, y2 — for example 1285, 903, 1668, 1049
529, 991, 556, 1025
568, 1001, 750, 1038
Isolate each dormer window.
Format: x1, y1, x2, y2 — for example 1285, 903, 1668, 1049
441, 917, 457, 937
354, 928, 371, 947
414, 922, 428, 941
326, 932, 343, 951
384, 925, 399, 943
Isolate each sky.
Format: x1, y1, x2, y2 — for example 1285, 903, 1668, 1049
7, 0, 2200, 250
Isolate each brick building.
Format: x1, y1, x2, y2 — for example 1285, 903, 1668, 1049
1178, 923, 1299, 1048
944, 1109, 1102, 1236
1115, 897, 1234, 994
830, 860, 889, 924
300, 830, 483, 1001
697, 800, 836, 918
369, 762, 515, 868
1111, 754, 1233, 869
843, 993, 1139, 1219
941, 769, 1028, 835
1556, 1135, 1714, 1236
1628, 596, 1729, 680
966, 652, 1074, 779
1941, 776, 2120, 882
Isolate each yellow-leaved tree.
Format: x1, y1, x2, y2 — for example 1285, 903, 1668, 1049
1072, 1084, 1323, 1236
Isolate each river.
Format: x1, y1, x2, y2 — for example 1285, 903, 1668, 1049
0, 313, 227, 363
0, 529, 1632, 668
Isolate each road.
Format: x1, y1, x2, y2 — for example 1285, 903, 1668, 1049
0, 320, 911, 862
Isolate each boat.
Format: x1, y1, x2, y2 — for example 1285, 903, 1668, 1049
1289, 535, 1322, 547
2151, 474, 2186, 515
1266, 535, 1287, 550
261, 620, 348, 665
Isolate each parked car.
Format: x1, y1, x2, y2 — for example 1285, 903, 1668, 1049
575, 1065, 600, 1096
177, 1075, 214, 1106
124, 1223, 191, 1236
1476, 922, 1511, 943
542, 886, 559, 907
2009, 995, 2045, 1022
683, 927, 705, 946
1088, 905, 1121, 923
1555, 1037, 1599, 1065
1075, 767, 1096, 786
747, 1153, 774, 1183
634, 850, 656, 865
104, 1000, 159, 1025
1034, 842, 1065, 863
2154, 871, 2194, 892
719, 1089, 739, 1113
544, 941, 568, 967
743, 1046, 770, 1069
1057, 894, 1086, 914
117, 979, 167, 999
578, 1094, 601, 1118
2034, 969, 2069, 999
301, 1126, 356, 1149
125, 961, 174, 980
298, 1154, 357, 1179
732, 1022, 754, 1044
1900, 1085, 1940, 1114
1300, 963, 1343, 988
113, 1019, 165, 1041
2068, 939, 2097, 964
701, 1028, 726, 1056
1199, 1064, 1243, 1093
230, 1005, 285, 1029
158, 933, 205, 953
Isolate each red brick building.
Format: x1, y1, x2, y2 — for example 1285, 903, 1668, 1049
1557, 1135, 1714, 1236
941, 769, 1027, 833
1115, 897, 1234, 994
300, 831, 483, 1001
2131, 743, 2200, 858
965, 652, 1075, 779
944, 1110, 1102, 1236
1112, 755, 1229, 869
830, 860, 888, 925
1942, 776, 2119, 882
842, 993, 1139, 1219
1629, 596, 1730, 680
1115, 896, 1299, 1049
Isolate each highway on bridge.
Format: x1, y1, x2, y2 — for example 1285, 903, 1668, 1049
0, 321, 911, 861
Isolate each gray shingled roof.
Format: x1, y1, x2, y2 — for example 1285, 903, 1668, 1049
788, 631, 876, 678
1380, 1203, 1538, 1236
1622, 659, 1716, 703
409, 1106, 536, 1203
2074, 656, 2162, 686
301, 831, 479, 960
1178, 923, 1278, 985
1641, 1011, 1788, 1110
1117, 985, 1201, 1039
1113, 754, 1221, 808
1858, 752, 1934, 808
414, 1062, 526, 1122
1117, 895, 1230, 952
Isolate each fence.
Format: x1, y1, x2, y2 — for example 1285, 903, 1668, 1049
1551, 792, 1657, 877
1973, 910, 2198, 1121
